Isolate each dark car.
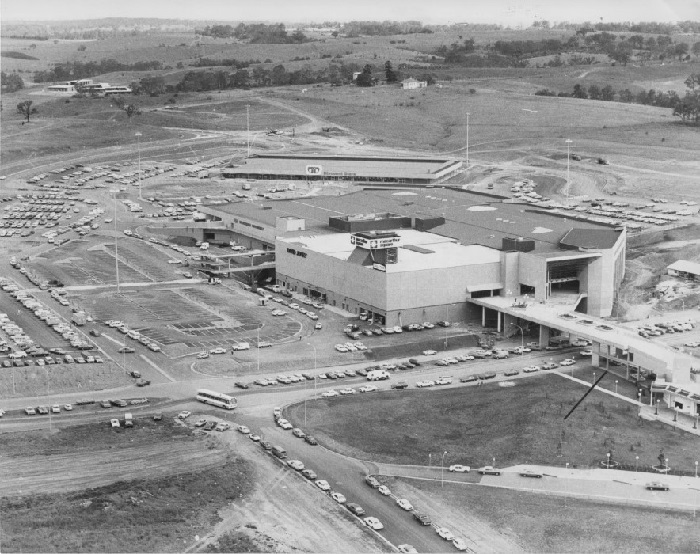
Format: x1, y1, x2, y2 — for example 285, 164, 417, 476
130, 370, 141, 378
153, 413, 163, 421
646, 482, 669, 491
346, 503, 365, 516
260, 441, 273, 451
504, 369, 519, 377
327, 372, 338, 380
304, 435, 318, 446
356, 368, 367, 377
100, 401, 112, 409
365, 476, 380, 488
118, 347, 135, 354
111, 399, 128, 407
408, 358, 420, 366
459, 375, 477, 383
413, 512, 432, 526
36, 406, 49, 415
135, 378, 150, 387
203, 421, 217, 431
391, 382, 409, 389
234, 381, 250, 389
89, 330, 101, 337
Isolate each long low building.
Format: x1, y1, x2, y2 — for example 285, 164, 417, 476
222, 154, 463, 185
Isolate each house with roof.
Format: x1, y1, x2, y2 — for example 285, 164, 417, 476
667, 260, 700, 281
401, 77, 427, 90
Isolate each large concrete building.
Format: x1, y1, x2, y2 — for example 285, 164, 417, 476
222, 154, 462, 185
199, 187, 700, 410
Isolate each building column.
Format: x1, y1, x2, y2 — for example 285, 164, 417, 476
481, 306, 486, 327
539, 325, 551, 347
496, 311, 502, 333
502, 313, 516, 337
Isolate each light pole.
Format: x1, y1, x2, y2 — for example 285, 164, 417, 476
695, 461, 698, 478
635, 456, 639, 472
565, 139, 573, 187
510, 323, 524, 354
615, 380, 618, 395
638, 391, 642, 416
606, 452, 610, 469
111, 189, 121, 293
593, 372, 596, 385
656, 399, 660, 415
428, 452, 432, 469
135, 131, 142, 200
441, 451, 448, 487
465, 112, 470, 167
246, 104, 251, 158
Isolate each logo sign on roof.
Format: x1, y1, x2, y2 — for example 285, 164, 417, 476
351, 234, 401, 249
306, 165, 323, 175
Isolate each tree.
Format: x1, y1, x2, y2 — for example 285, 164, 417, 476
674, 43, 689, 61
16, 100, 36, 122
355, 64, 373, 87
384, 60, 398, 83
600, 85, 615, 101
572, 84, 588, 99
587, 84, 601, 100
139, 76, 166, 96
1, 72, 25, 93
693, 42, 700, 57
618, 88, 634, 103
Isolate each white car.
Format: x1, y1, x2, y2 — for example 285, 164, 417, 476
423, 350, 437, 355
330, 491, 346, 504
435, 377, 453, 385
210, 347, 227, 355
339, 388, 356, 395
452, 538, 469, 551
422, 322, 435, 329
398, 546, 418, 554
396, 498, 413, 511
178, 411, 191, 419
280, 421, 293, 430
322, 390, 339, 398
315, 479, 330, 491
63, 403, 73, 411
363, 517, 384, 531
436, 527, 455, 541
377, 485, 391, 496
560, 358, 576, 366
416, 380, 435, 388
237, 425, 250, 434
449, 465, 470, 473
579, 349, 593, 357
287, 460, 304, 471
51, 404, 60, 413
523, 365, 540, 373
359, 385, 378, 393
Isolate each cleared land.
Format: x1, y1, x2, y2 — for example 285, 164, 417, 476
288, 372, 700, 472
384, 476, 700, 553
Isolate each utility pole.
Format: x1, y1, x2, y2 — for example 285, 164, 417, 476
465, 112, 470, 167
135, 131, 142, 200
111, 190, 121, 293
246, 104, 250, 158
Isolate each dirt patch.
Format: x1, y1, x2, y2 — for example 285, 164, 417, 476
0, 454, 254, 553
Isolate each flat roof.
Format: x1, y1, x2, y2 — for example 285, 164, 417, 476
279, 229, 501, 272
668, 260, 700, 275
223, 154, 457, 180
207, 189, 622, 254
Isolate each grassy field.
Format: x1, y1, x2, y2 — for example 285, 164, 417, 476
288, 372, 700, 472
388, 477, 700, 553
270, 81, 700, 163
0, 361, 131, 399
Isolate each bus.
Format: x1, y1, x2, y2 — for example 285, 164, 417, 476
195, 389, 237, 410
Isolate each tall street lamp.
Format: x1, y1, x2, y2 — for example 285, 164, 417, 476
441, 451, 448, 487
565, 139, 573, 187
135, 131, 143, 200
465, 112, 470, 167
110, 189, 121, 294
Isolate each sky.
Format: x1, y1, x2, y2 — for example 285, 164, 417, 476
1, 0, 699, 24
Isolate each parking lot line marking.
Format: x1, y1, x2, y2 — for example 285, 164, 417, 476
139, 353, 176, 382
101, 333, 125, 347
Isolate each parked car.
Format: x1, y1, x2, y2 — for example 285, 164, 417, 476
449, 465, 470, 473
646, 482, 669, 491
477, 465, 501, 476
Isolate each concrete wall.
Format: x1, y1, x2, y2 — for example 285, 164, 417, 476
385, 263, 501, 310
518, 254, 547, 301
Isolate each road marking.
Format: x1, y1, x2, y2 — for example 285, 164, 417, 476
139, 354, 176, 382
101, 333, 124, 347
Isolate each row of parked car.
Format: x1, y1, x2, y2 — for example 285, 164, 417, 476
344, 321, 450, 341
637, 320, 695, 338
104, 320, 162, 352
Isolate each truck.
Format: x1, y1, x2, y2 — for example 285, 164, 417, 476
124, 413, 133, 428
71, 312, 88, 326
